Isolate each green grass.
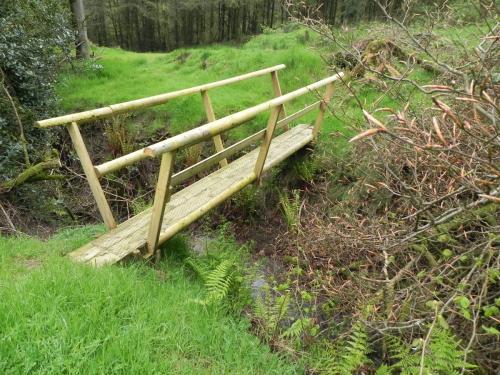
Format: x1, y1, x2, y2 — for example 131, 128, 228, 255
0, 228, 300, 374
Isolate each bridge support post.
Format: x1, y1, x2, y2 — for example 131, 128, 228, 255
270, 71, 288, 130
201, 90, 228, 168
147, 151, 176, 260
312, 82, 335, 139
254, 106, 281, 183
67, 122, 116, 230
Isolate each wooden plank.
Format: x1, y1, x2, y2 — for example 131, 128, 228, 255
67, 122, 116, 229
313, 82, 335, 139
171, 131, 262, 187
271, 71, 288, 129
158, 173, 256, 244
253, 107, 281, 181
37, 65, 287, 128
68, 124, 313, 266
201, 90, 227, 167
147, 151, 175, 258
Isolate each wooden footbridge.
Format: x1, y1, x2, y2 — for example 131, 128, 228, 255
37, 65, 343, 266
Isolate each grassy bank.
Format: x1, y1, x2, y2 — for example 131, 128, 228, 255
57, 28, 334, 140
56, 25, 437, 158
0, 228, 299, 374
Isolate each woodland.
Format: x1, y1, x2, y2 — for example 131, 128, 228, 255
0, 0, 499, 374
84, 0, 409, 51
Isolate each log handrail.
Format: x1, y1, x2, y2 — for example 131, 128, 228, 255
94, 95, 325, 178
36, 64, 286, 128
143, 73, 343, 157
169, 101, 320, 187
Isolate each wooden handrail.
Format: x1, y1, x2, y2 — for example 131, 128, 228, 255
36, 64, 286, 128
144, 73, 344, 157
37, 64, 342, 255
95, 100, 320, 178
169, 101, 320, 186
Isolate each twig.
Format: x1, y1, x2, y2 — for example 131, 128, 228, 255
390, 189, 499, 248
419, 304, 439, 375
0, 202, 16, 233
0, 67, 30, 166
373, 0, 465, 78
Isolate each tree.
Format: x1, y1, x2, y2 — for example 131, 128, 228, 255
69, 0, 90, 58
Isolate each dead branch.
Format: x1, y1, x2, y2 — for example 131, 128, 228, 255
1, 158, 62, 193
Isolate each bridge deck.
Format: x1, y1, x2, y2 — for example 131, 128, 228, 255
69, 124, 314, 266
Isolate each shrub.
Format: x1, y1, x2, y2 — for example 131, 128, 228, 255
0, 0, 72, 179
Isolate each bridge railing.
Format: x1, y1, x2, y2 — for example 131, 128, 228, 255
37, 65, 287, 230
37, 65, 344, 258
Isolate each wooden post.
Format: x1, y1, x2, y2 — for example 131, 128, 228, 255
312, 82, 335, 139
147, 151, 176, 259
67, 122, 116, 229
270, 71, 288, 130
201, 90, 228, 167
254, 107, 281, 183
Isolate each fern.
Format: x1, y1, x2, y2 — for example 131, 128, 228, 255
202, 259, 234, 305
375, 365, 392, 375
279, 189, 302, 230
281, 317, 314, 339
254, 287, 291, 340
425, 328, 469, 374
386, 335, 420, 374
185, 257, 210, 282
186, 257, 234, 305
330, 322, 371, 375
387, 328, 473, 375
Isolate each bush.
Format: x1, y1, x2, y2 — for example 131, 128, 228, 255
0, 0, 72, 179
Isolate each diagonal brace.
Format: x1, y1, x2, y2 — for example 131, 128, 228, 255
147, 151, 176, 258
253, 106, 282, 183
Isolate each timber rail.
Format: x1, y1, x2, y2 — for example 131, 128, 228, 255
37, 65, 343, 266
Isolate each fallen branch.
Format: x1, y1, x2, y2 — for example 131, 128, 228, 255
1, 158, 62, 193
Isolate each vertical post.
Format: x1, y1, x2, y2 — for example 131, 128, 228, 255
270, 71, 288, 129
312, 82, 335, 139
201, 90, 228, 167
67, 122, 116, 229
147, 151, 176, 259
254, 106, 281, 183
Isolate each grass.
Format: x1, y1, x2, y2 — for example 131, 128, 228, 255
0, 228, 300, 374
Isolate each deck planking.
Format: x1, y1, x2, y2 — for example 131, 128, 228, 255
69, 124, 314, 266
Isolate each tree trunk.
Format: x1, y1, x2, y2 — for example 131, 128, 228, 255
69, 0, 90, 59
